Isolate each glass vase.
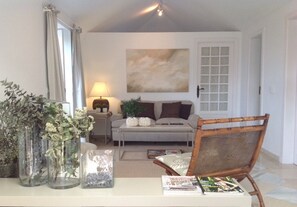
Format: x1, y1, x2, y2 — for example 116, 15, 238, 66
18, 125, 48, 186
81, 150, 114, 188
47, 139, 80, 189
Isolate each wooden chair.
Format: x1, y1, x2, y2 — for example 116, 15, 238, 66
154, 114, 270, 207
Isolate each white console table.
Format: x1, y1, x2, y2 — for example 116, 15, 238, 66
0, 178, 251, 207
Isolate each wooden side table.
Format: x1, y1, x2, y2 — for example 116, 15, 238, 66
87, 110, 112, 144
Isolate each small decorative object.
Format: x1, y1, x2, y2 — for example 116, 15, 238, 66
81, 150, 114, 188
42, 103, 94, 189
138, 117, 151, 127
18, 125, 47, 186
126, 117, 138, 127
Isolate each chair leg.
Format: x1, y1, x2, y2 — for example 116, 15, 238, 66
246, 174, 265, 207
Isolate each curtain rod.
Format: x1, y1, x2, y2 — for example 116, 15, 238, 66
43, 4, 82, 32
43, 4, 59, 13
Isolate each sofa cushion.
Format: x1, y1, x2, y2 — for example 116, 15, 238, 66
111, 119, 126, 128
180, 104, 192, 120
156, 118, 189, 125
136, 102, 156, 120
160, 102, 181, 118
120, 105, 127, 118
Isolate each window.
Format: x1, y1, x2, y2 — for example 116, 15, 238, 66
57, 23, 73, 114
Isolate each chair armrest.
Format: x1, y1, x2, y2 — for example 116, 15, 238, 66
110, 113, 124, 122
187, 114, 200, 129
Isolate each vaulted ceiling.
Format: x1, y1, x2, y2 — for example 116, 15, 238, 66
49, 0, 291, 32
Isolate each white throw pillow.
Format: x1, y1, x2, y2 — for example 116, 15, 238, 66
126, 117, 138, 127
138, 117, 151, 126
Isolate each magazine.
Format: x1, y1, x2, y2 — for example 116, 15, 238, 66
197, 176, 244, 195
161, 175, 202, 195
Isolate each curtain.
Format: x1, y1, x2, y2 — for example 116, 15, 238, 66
72, 26, 86, 109
44, 5, 66, 102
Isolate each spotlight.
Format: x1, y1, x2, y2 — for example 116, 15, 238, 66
157, 1, 163, 17
157, 7, 163, 16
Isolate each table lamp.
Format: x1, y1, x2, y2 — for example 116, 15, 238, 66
89, 82, 110, 112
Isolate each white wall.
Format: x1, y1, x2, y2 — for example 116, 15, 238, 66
0, 0, 48, 100
81, 32, 241, 114
241, 1, 297, 163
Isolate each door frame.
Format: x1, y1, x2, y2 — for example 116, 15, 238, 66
247, 29, 265, 116
284, 14, 297, 164
195, 38, 241, 119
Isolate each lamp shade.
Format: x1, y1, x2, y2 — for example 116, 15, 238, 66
89, 82, 110, 98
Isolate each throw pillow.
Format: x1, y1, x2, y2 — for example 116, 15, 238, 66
160, 102, 181, 118
179, 104, 192, 119
120, 104, 127, 119
136, 102, 156, 120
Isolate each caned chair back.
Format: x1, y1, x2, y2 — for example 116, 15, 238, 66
187, 114, 270, 180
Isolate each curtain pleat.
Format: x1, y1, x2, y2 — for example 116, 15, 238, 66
45, 6, 66, 102
72, 27, 86, 109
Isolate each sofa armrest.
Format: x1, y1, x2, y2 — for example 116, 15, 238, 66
110, 113, 124, 122
187, 114, 200, 129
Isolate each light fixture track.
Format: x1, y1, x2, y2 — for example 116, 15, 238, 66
157, 0, 164, 16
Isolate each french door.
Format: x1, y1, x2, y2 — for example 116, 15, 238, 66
196, 41, 236, 119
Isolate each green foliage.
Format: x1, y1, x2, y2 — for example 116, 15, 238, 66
42, 102, 94, 178
0, 80, 46, 165
121, 97, 143, 117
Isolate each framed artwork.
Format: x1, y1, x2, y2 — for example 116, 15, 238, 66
126, 49, 189, 92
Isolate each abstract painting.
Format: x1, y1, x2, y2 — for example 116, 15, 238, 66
126, 49, 189, 92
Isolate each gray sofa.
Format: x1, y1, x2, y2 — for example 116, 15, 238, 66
111, 100, 199, 144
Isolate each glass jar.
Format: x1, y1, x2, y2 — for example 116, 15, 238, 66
47, 138, 80, 189
81, 150, 114, 188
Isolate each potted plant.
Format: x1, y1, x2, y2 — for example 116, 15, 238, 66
42, 103, 94, 189
121, 97, 143, 117
0, 80, 47, 184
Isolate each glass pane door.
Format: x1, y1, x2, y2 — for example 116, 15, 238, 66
197, 42, 234, 118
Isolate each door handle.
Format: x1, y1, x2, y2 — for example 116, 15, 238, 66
197, 85, 205, 98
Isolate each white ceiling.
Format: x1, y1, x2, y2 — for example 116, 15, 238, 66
49, 0, 292, 32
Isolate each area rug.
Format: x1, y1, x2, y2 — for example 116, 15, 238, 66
120, 150, 149, 161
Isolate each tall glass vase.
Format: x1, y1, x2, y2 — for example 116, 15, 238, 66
47, 138, 80, 189
18, 125, 47, 186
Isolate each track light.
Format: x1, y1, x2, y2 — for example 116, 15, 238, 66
157, 1, 163, 17
157, 7, 163, 16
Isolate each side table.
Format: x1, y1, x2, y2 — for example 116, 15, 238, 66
87, 110, 112, 144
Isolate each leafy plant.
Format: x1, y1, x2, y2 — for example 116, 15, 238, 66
0, 80, 46, 166
42, 102, 94, 179
73, 107, 95, 137
121, 97, 143, 117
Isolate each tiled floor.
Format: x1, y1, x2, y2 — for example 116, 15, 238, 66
248, 152, 297, 207
92, 136, 297, 207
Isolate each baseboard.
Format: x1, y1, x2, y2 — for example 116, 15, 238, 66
261, 148, 279, 163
